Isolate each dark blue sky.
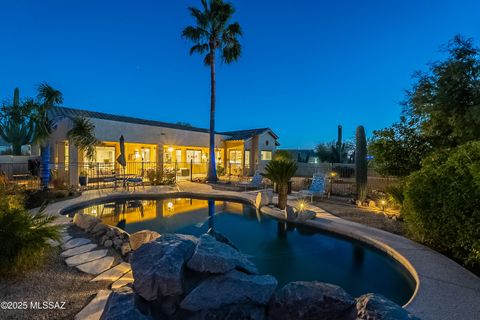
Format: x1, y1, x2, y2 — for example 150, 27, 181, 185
1, 1, 479, 148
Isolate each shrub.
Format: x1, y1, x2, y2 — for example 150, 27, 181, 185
146, 169, 163, 185
403, 142, 480, 271
385, 182, 405, 208
0, 186, 60, 276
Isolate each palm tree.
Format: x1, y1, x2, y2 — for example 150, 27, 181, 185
67, 117, 99, 161
35, 83, 63, 189
182, 0, 242, 182
262, 160, 298, 210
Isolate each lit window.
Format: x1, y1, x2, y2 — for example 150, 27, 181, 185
175, 149, 182, 162
245, 150, 250, 168
186, 150, 202, 164
229, 150, 242, 164
261, 151, 272, 161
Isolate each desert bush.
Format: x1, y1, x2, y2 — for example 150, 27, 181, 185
146, 168, 176, 185
385, 183, 405, 208
403, 142, 480, 271
0, 185, 60, 276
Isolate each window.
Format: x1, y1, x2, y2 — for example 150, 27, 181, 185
141, 148, 150, 161
89, 146, 115, 163
164, 147, 173, 163
261, 151, 272, 161
244, 150, 250, 168
175, 150, 182, 163
186, 150, 202, 164
229, 150, 242, 164
216, 150, 223, 163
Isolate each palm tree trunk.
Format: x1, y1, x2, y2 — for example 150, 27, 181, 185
40, 144, 51, 189
206, 48, 218, 183
278, 184, 288, 210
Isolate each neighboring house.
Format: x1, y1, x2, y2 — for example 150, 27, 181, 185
6, 106, 278, 185
280, 149, 319, 164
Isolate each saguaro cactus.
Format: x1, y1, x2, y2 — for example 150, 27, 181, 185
355, 125, 368, 202
337, 125, 343, 163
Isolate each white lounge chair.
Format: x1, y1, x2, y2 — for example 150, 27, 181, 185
299, 174, 325, 201
237, 171, 265, 191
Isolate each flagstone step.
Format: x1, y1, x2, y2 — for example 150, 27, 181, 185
61, 234, 72, 244
62, 244, 98, 257
65, 250, 108, 267
111, 271, 133, 289
92, 262, 131, 283
62, 238, 91, 250
76, 256, 115, 275
74, 290, 111, 320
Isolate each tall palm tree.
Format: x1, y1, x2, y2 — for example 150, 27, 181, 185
36, 83, 63, 189
182, 0, 242, 182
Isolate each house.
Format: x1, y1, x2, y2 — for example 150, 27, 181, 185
38, 107, 279, 185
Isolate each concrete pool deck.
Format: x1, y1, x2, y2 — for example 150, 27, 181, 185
41, 182, 480, 320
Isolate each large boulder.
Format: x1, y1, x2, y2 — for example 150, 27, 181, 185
73, 213, 101, 232
181, 303, 266, 320
180, 270, 277, 311
284, 206, 297, 221
296, 209, 316, 222
130, 234, 197, 301
206, 228, 238, 251
356, 293, 419, 320
100, 287, 150, 320
129, 230, 161, 251
187, 234, 258, 274
255, 191, 271, 209
268, 281, 356, 320
90, 222, 110, 237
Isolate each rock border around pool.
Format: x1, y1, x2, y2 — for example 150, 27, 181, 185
101, 231, 418, 320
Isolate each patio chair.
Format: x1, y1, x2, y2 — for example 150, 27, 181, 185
126, 176, 144, 192
236, 171, 265, 191
299, 174, 325, 202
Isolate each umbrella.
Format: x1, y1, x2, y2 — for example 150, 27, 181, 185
117, 135, 126, 167
117, 135, 127, 188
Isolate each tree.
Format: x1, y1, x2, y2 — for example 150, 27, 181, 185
0, 88, 36, 155
182, 0, 242, 182
371, 35, 479, 176
369, 115, 431, 176
262, 160, 297, 210
36, 83, 63, 189
67, 117, 99, 161
407, 36, 480, 148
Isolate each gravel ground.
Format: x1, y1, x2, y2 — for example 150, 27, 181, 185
0, 226, 118, 320
314, 199, 406, 236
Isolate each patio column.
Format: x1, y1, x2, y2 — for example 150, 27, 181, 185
57, 141, 67, 181
68, 143, 79, 186
156, 144, 164, 174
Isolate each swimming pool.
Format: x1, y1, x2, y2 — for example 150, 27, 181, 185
66, 196, 416, 305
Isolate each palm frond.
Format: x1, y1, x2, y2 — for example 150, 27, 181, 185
37, 82, 63, 107
190, 43, 209, 56
67, 117, 99, 161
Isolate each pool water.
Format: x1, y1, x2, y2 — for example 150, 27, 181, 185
68, 197, 416, 305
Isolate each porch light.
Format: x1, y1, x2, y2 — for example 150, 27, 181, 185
167, 147, 173, 152
167, 201, 174, 210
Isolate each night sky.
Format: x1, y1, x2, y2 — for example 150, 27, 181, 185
1, 0, 479, 148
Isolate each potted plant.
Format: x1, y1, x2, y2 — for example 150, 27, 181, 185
79, 171, 88, 186
262, 159, 298, 210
